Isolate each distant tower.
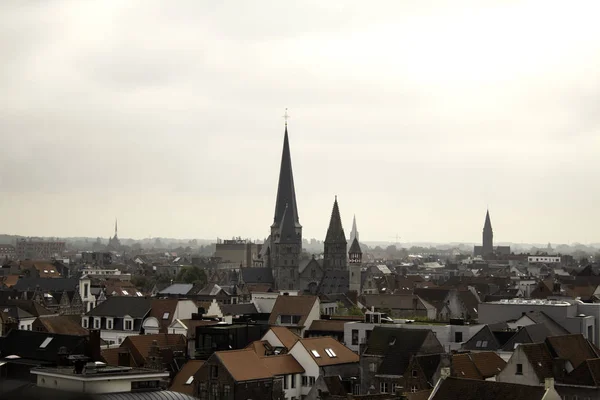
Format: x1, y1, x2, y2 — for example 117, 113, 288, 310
482, 210, 494, 255
114, 218, 118, 239
348, 237, 362, 293
349, 214, 359, 244
323, 196, 347, 271
268, 118, 302, 290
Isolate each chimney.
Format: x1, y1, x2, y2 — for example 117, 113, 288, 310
87, 329, 102, 362
552, 358, 567, 380
440, 367, 451, 379
544, 377, 555, 390
57, 346, 69, 367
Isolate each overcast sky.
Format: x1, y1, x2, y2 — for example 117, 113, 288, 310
1, 1, 599, 244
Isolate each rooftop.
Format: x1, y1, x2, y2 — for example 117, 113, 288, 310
31, 365, 169, 378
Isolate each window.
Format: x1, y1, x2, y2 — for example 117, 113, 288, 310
125, 320, 133, 330
223, 384, 231, 398
107, 319, 113, 330
84, 284, 89, 298
162, 312, 170, 320
412, 369, 418, 377
185, 376, 194, 385
210, 384, 218, 400
39, 337, 53, 349
481, 340, 488, 347
475, 340, 482, 348
82, 318, 88, 328
352, 330, 359, 346
370, 362, 377, 372
211, 365, 218, 378
380, 382, 388, 393
455, 331, 463, 342
302, 376, 308, 387
198, 383, 207, 400
284, 375, 288, 389
392, 383, 397, 393
94, 318, 100, 329
309, 376, 316, 386
516, 363, 523, 375
353, 384, 360, 395
411, 386, 418, 393
291, 374, 296, 388
311, 350, 321, 358
324, 348, 337, 357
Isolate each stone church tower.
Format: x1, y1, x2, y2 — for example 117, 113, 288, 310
323, 196, 347, 270
348, 236, 362, 293
266, 123, 303, 290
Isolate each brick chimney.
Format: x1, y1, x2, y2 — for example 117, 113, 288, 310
87, 329, 102, 361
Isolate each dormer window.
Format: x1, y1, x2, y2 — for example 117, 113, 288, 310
106, 318, 113, 330
94, 317, 101, 329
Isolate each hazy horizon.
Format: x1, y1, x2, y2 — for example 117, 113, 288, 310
1, 1, 599, 244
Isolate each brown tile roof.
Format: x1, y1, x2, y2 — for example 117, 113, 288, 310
452, 354, 483, 380
37, 315, 89, 336
101, 347, 136, 367
215, 349, 274, 381
470, 351, 507, 378
268, 295, 318, 327
245, 340, 271, 356
308, 319, 346, 332
170, 360, 205, 395
453, 352, 506, 380
294, 337, 359, 366
2, 275, 20, 287
406, 390, 433, 400
546, 334, 600, 369
269, 326, 301, 349
261, 354, 304, 375
7, 299, 54, 316
149, 298, 179, 333
519, 343, 554, 382
122, 333, 186, 366
21, 261, 61, 278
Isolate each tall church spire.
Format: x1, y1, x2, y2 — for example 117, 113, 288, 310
114, 218, 118, 238
349, 214, 359, 244
482, 209, 493, 255
325, 196, 346, 243
272, 123, 300, 229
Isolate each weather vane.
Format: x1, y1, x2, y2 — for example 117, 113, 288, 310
283, 108, 290, 126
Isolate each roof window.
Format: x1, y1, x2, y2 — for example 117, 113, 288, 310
162, 312, 170, 320
122, 290, 129, 295
324, 348, 337, 358
185, 376, 194, 385
311, 350, 321, 358
40, 337, 53, 349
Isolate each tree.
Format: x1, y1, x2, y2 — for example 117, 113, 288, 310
175, 266, 207, 284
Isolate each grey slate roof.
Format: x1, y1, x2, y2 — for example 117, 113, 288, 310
501, 323, 552, 351
521, 311, 570, 337
241, 267, 274, 284
325, 197, 346, 244
349, 237, 362, 254
159, 283, 194, 295
318, 270, 349, 295
0, 305, 33, 320
12, 278, 79, 292
86, 296, 152, 318
365, 326, 443, 376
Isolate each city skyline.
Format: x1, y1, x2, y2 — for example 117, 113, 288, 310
1, 1, 599, 243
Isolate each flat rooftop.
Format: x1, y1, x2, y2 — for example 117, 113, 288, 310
486, 298, 573, 306
31, 365, 169, 378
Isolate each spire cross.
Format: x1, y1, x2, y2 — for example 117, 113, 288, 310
283, 108, 290, 126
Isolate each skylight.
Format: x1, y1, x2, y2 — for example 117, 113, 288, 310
185, 376, 194, 385
122, 290, 129, 295
311, 350, 321, 358
136, 292, 143, 297
324, 348, 337, 358
162, 312, 170, 320
40, 337, 53, 349
475, 341, 482, 348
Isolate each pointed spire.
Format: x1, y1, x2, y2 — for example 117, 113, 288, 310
483, 209, 492, 232
349, 237, 362, 255
350, 214, 359, 243
114, 218, 118, 238
272, 122, 300, 229
278, 203, 298, 243
325, 196, 347, 243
